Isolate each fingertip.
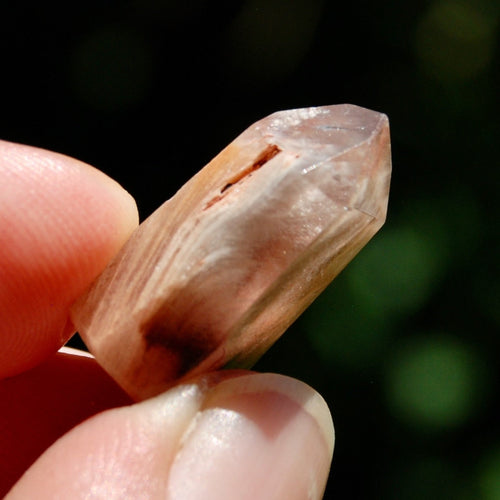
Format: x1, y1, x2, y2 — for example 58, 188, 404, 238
168, 372, 334, 500
81, 158, 139, 247
6, 372, 333, 500
0, 140, 139, 378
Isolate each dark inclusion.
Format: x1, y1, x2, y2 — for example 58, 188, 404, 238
142, 312, 223, 378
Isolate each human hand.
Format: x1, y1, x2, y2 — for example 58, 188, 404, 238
0, 140, 334, 499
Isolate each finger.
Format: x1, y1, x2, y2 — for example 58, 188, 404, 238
0, 140, 139, 378
6, 372, 334, 500
0, 349, 132, 497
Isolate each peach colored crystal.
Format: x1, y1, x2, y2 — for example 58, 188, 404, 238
71, 104, 392, 400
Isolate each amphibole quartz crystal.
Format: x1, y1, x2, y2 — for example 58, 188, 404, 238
71, 104, 392, 401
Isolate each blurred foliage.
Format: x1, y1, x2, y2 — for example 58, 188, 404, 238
385, 333, 488, 430
1, 0, 498, 497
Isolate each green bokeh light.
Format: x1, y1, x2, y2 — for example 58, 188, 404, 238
415, 0, 498, 82
398, 189, 483, 268
302, 272, 392, 371
479, 446, 500, 500
385, 334, 487, 430
347, 226, 445, 318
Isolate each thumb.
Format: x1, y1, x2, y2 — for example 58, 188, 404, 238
6, 372, 334, 500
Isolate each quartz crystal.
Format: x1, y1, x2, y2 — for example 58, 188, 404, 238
71, 104, 392, 400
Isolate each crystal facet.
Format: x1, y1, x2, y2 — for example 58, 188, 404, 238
71, 104, 392, 400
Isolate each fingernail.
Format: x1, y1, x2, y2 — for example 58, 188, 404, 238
167, 373, 334, 500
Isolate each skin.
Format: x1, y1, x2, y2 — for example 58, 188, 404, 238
0, 140, 334, 499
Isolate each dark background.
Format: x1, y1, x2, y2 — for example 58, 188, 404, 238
2, 0, 499, 498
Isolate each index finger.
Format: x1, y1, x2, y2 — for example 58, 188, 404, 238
0, 140, 138, 378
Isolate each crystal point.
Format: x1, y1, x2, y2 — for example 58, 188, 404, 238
71, 104, 392, 400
